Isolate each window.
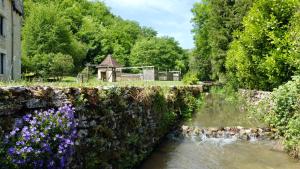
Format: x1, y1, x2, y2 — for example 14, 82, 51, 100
0, 53, 4, 74
0, 16, 3, 36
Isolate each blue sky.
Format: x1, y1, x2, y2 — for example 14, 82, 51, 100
103, 0, 198, 49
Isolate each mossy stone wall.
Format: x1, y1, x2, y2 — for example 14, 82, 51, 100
0, 86, 203, 169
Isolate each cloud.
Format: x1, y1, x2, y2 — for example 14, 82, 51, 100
102, 0, 197, 48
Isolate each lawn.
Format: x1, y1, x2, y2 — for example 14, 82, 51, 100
0, 76, 185, 88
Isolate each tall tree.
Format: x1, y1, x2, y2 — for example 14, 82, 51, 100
130, 37, 186, 71
100, 19, 144, 66
226, 0, 300, 90
22, 0, 189, 78
22, 2, 87, 73
191, 0, 254, 81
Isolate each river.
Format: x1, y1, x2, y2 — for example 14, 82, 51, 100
139, 93, 300, 169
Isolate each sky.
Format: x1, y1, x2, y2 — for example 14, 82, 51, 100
103, 0, 198, 49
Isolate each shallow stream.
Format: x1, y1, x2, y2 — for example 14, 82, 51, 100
139, 93, 300, 169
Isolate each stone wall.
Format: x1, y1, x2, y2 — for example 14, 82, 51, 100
0, 86, 203, 169
238, 89, 272, 106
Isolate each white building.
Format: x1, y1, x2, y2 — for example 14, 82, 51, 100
97, 55, 121, 82
0, 0, 23, 80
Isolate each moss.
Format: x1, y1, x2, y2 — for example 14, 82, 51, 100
0, 89, 12, 101
94, 125, 114, 139
0, 86, 203, 169
0, 117, 14, 133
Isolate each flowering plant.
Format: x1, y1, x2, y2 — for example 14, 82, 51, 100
4, 105, 77, 169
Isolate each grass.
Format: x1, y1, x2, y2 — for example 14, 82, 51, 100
0, 76, 185, 88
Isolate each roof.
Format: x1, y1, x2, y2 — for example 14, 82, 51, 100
13, 0, 24, 16
98, 55, 121, 68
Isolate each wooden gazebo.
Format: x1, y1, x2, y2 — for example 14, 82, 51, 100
97, 55, 121, 82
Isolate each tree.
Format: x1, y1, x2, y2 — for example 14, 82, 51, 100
100, 19, 144, 66
130, 37, 186, 71
50, 53, 74, 79
22, 0, 190, 77
30, 53, 74, 79
226, 0, 300, 90
22, 3, 87, 73
191, 0, 254, 81
140, 27, 157, 38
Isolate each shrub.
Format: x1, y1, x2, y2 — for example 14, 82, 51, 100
183, 72, 199, 85
29, 53, 74, 80
2, 105, 77, 169
182, 92, 198, 119
225, 0, 300, 90
265, 76, 300, 158
285, 114, 300, 158
265, 76, 300, 133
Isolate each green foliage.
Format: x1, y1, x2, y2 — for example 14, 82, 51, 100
191, 0, 254, 81
265, 76, 300, 158
265, 76, 300, 131
130, 37, 187, 71
78, 87, 201, 169
182, 92, 199, 120
22, 0, 188, 79
22, 2, 87, 73
182, 72, 199, 85
209, 85, 239, 103
226, 0, 300, 90
25, 53, 74, 79
0, 139, 14, 168
189, 49, 211, 81
100, 19, 144, 66
285, 114, 300, 157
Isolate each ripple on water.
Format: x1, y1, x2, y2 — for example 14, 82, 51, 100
139, 138, 300, 169
139, 93, 300, 169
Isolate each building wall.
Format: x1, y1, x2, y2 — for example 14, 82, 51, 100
0, 0, 22, 81
143, 68, 157, 81
98, 68, 117, 82
106, 69, 115, 82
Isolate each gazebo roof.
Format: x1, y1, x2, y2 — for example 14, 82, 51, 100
98, 55, 121, 68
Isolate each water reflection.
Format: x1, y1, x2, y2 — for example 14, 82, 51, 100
139, 93, 300, 169
187, 93, 262, 128
140, 139, 300, 169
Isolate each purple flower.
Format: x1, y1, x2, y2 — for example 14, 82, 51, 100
40, 132, 45, 138
23, 114, 32, 122
16, 141, 25, 146
65, 139, 72, 145
29, 118, 37, 125
22, 126, 28, 132
35, 138, 41, 142
22, 131, 31, 141
8, 147, 15, 155
48, 160, 55, 167
10, 130, 16, 136
60, 156, 65, 168
6, 104, 77, 168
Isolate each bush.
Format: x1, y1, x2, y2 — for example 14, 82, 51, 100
2, 105, 77, 168
225, 0, 300, 90
265, 76, 300, 158
183, 72, 199, 85
285, 114, 300, 158
29, 53, 74, 80
182, 92, 199, 120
